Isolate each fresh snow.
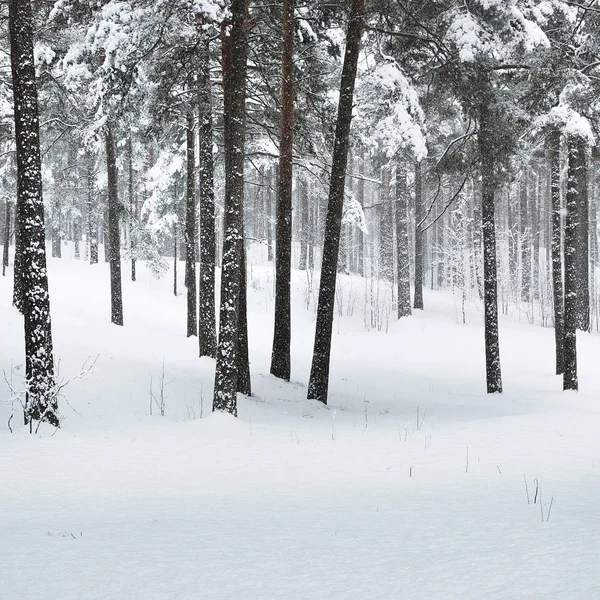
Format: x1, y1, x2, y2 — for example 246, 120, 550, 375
2, 248, 600, 599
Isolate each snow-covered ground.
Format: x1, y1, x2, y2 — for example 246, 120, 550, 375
2, 249, 600, 599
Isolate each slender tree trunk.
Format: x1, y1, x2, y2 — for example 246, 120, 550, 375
12, 192, 23, 310
564, 136, 580, 390
576, 141, 590, 332
185, 112, 198, 337
106, 128, 123, 326
478, 102, 502, 394
197, 27, 217, 358
299, 177, 308, 270
266, 167, 274, 261
520, 177, 531, 303
271, 0, 295, 381
127, 137, 136, 282
173, 221, 178, 296
51, 198, 61, 259
357, 148, 365, 276
88, 158, 99, 264
9, 0, 57, 426
307, 0, 364, 404
413, 160, 424, 310
379, 165, 393, 281
547, 129, 564, 374
213, 0, 249, 415
2, 201, 10, 276
396, 162, 411, 318
237, 235, 251, 395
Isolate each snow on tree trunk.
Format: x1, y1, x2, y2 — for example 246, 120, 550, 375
307, 0, 365, 405
185, 112, 198, 338
9, 0, 58, 426
396, 162, 411, 318
576, 140, 590, 332
2, 201, 10, 276
563, 136, 580, 391
547, 129, 564, 375
298, 177, 309, 271
271, 0, 294, 382
478, 102, 502, 394
105, 127, 123, 326
197, 27, 218, 358
413, 159, 424, 310
213, 0, 250, 415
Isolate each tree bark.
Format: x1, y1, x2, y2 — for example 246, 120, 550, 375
520, 177, 531, 303
413, 160, 424, 310
547, 129, 564, 374
271, 0, 295, 381
307, 0, 364, 404
576, 140, 590, 332
2, 201, 10, 276
478, 101, 502, 394
299, 177, 308, 270
87, 157, 99, 264
185, 112, 198, 337
127, 136, 136, 282
396, 162, 411, 318
106, 127, 123, 326
213, 0, 250, 415
197, 27, 217, 358
9, 0, 58, 426
563, 136, 580, 391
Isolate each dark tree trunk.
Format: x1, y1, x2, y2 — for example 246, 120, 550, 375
106, 128, 123, 326
413, 160, 424, 310
237, 235, 251, 396
213, 0, 249, 415
478, 102, 502, 394
307, 0, 364, 404
87, 158, 99, 264
576, 140, 590, 332
396, 162, 411, 318
2, 201, 10, 276
127, 137, 136, 282
271, 0, 294, 382
185, 112, 198, 337
51, 198, 61, 259
563, 136, 580, 391
299, 177, 309, 270
520, 177, 531, 303
9, 0, 57, 426
547, 129, 564, 374
198, 28, 217, 358
266, 167, 274, 261
173, 221, 178, 296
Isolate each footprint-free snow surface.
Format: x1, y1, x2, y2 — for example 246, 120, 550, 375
2, 253, 600, 599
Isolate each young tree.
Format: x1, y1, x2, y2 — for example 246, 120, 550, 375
307, 0, 365, 404
9, 0, 58, 426
396, 162, 411, 317
185, 112, 198, 337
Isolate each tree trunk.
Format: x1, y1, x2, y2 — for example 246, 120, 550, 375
299, 177, 308, 270
307, 0, 364, 404
51, 198, 61, 259
2, 201, 10, 276
127, 136, 136, 282
396, 162, 411, 318
173, 221, 178, 297
185, 112, 198, 337
576, 140, 590, 332
213, 0, 249, 415
106, 128, 123, 326
478, 102, 502, 394
271, 0, 295, 381
547, 129, 564, 375
237, 235, 251, 396
88, 157, 99, 264
356, 148, 365, 276
563, 136, 580, 390
197, 27, 218, 358
520, 177, 531, 303
9, 0, 57, 426
413, 160, 424, 310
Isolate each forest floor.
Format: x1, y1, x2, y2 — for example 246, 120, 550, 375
1, 250, 600, 599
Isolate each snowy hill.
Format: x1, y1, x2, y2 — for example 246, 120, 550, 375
1, 254, 600, 599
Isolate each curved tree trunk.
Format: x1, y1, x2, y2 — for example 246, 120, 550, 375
307, 0, 365, 404
271, 0, 295, 381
